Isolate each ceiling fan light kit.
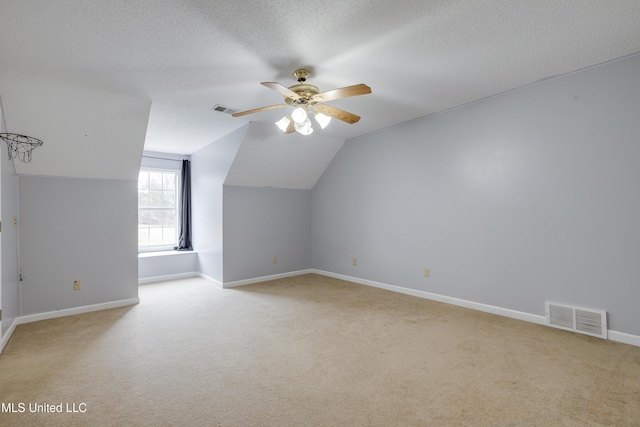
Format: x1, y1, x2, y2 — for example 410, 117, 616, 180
232, 69, 371, 136
275, 116, 292, 133
277, 105, 330, 135
314, 112, 331, 129
291, 107, 307, 124
294, 119, 313, 135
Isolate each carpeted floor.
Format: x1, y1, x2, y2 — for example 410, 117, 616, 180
1, 274, 639, 426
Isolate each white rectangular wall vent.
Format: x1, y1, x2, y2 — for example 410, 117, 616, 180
211, 104, 238, 115
545, 302, 607, 339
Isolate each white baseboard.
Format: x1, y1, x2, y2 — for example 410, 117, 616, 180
312, 269, 546, 325
0, 298, 140, 354
608, 330, 640, 347
310, 269, 640, 348
139, 272, 198, 285
222, 269, 315, 288
4, 270, 638, 351
0, 317, 19, 354
197, 272, 223, 288
16, 298, 140, 326
142, 269, 640, 349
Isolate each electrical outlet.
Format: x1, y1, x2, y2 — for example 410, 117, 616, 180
423, 268, 430, 278
352, 258, 357, 266
273, 256, 277, 264
73, 280, 82, 290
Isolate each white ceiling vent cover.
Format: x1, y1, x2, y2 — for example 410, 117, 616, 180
546, 302, 607, 339
211, 104, 238, 115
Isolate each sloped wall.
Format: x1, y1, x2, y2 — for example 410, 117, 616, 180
0, 68, 150, 179
192, 121, 340, 284
191, 126, 247, 283
224, 122, 344, 189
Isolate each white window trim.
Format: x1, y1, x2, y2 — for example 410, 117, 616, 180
138, 167, 182, 253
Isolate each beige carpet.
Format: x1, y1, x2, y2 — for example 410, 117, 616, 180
1, 274, 639, 426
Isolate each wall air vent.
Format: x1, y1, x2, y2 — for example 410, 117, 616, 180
211, 104, 238, 115
545, 302, 607, 339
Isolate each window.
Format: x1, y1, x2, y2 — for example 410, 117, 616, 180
138, 169, 179, 251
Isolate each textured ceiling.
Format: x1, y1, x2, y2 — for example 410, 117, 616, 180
1, 1, 640, 155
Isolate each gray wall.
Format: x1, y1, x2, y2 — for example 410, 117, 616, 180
1, 128, 19, 337
191, 126, 313, 284
18, 176, 138, 315
223, 185, 311, 282
138, 252, 197, 281
191, 126, 246, 283
312, 54, 640, 335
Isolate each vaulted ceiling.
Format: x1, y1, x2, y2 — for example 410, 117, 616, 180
1, 1, 640, 158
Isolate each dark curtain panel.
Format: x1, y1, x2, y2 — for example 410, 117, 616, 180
175, 159, 192, 250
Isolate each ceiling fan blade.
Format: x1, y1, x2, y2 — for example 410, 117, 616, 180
261, 82, 301, 99
313, 84, 371, 103
314, 104, 361, 124
285, 119, 295, 134
232, 104, 289, 117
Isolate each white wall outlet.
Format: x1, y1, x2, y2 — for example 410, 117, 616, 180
423, 268, 430, 278
273, 256, 277, 264
352, 258, 357, 266
73, 280, 82, 290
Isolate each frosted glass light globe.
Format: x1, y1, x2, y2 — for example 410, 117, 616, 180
275, 116, 291, 132
294, 118, 313, 135
314, 112, 331, 129
291, 107, 307, 124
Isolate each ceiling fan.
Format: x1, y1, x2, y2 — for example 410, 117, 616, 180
232, 69, 371, 135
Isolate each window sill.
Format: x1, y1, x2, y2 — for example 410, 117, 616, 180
138, 250, 197, 258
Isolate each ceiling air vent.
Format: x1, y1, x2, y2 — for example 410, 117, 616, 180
211, 104, 238, 115
545, 302, 607, 339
